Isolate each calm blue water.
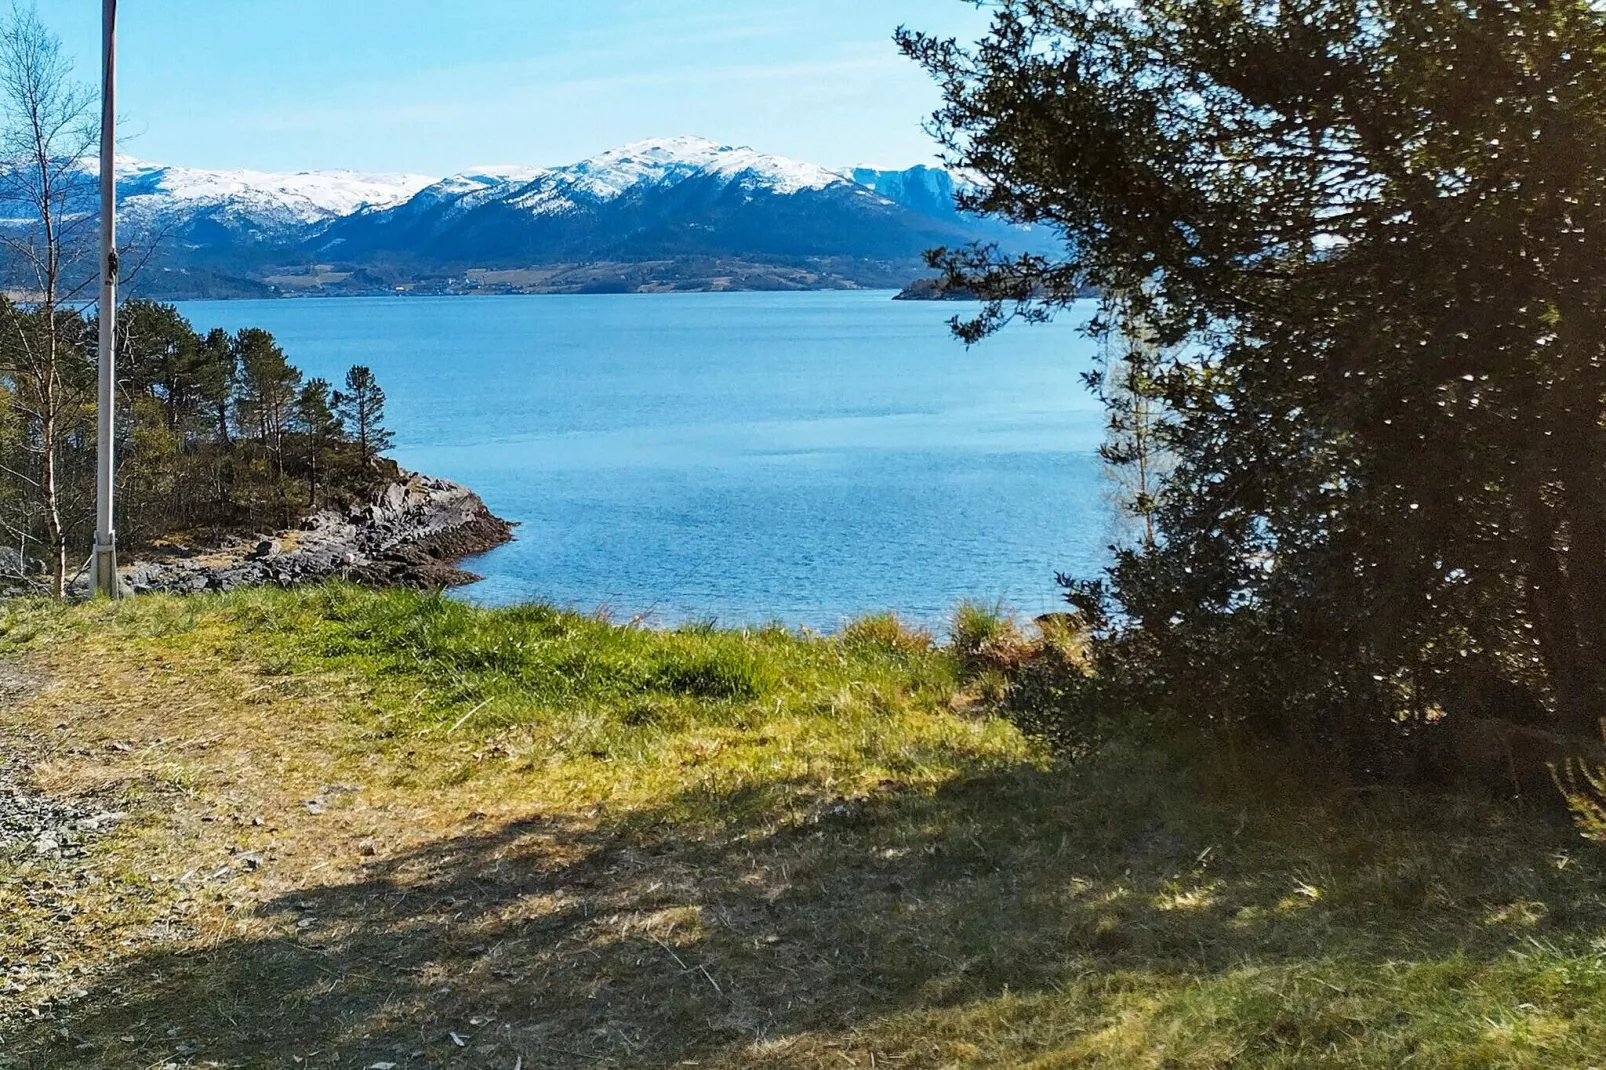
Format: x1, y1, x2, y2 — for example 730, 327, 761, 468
174, 292, 1110, 629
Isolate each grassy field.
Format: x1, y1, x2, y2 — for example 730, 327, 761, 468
1, 586, 1605, 1068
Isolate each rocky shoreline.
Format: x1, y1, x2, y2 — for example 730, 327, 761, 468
112, 473, 514, 597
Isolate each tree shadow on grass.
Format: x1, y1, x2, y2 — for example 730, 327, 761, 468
11, 746, 1606, 1069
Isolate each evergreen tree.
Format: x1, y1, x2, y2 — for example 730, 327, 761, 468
293, 378, 341, 507
120, 302, 202, 432
334, 366, 393, 467
901, 0, 1606, 751
116, 302, 200, 544
232, 328, 301, 478
196, 329, 235, 450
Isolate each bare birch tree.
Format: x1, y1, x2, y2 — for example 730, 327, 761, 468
0, 3, 99, 595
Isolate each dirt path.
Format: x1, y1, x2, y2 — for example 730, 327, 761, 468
0, 663, 67, 845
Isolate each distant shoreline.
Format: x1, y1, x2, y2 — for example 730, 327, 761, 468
158, 286, 960, 303
133, 256, 945, 302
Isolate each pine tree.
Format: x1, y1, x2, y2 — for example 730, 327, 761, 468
293, 379, 341, 507
334, 366, 393, 468
196, 329, 235, 450
233, 329, 301, 475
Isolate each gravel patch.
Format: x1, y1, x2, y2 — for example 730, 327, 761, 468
0, 766, 105, 858
0, 664, 127, 860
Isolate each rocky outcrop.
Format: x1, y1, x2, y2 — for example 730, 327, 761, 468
116, 473, 513, 596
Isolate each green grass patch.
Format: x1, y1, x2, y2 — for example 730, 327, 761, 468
4, 587, 1606, 1068
0, 585, 1025, 825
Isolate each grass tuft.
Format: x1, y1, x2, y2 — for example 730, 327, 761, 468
840, 611, 937, 658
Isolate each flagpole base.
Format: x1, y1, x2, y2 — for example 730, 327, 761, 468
92, 534, 119, 600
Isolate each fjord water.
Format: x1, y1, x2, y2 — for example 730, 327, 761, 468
175, 292, 1109, 629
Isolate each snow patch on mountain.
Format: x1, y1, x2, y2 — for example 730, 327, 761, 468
453, 165, 554, 188
400, 166, 555, 220
103, 141, 905, 240
843, 166, 972, 218
567, 136, 846, 199
390, 138, 859, 225
117, 161, 436, 229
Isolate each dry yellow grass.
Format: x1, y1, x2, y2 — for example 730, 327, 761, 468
1, 588, 1605, 1069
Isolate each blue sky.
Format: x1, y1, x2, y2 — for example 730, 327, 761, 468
44, 1, 991, 176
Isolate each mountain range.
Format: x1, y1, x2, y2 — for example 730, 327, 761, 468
95, 137, 1044, 299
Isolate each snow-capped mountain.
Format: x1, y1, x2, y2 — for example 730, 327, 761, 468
314, 137, 1002, 268
563, 136, 846, 199
117, 161, 435, 243
348, 137, 857, 232
71, 137, 1049, 296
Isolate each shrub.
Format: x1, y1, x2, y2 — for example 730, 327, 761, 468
997, 615, 1109, 755
947, 602, 1111, 755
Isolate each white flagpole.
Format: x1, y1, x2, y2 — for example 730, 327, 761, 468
92, 0, 118, 598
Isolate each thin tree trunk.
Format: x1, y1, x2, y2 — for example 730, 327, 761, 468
307, 443, 318, 508
1561, 451, 1606, 726
39, 359, 64, 597
1524, 482, 1593, 735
